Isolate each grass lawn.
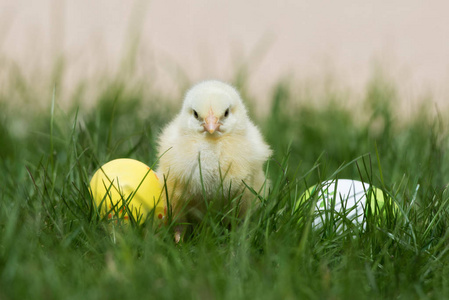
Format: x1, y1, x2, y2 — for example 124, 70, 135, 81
1, 71, 448, 300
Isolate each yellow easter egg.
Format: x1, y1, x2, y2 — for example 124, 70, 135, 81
90, 158, 166, 224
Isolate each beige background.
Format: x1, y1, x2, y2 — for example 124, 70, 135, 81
1, 0, 448, 110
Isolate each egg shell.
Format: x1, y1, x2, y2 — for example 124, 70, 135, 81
90, 158, 166, 224
296, 179, 395, 231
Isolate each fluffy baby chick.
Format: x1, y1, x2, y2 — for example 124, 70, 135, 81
156, 80, 271, 237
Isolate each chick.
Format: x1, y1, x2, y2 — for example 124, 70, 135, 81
156, 80, 271, 237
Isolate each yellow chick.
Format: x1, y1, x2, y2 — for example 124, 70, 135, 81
156, 80, 271, 238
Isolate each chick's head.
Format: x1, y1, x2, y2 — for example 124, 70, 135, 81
181, 80, 248, 136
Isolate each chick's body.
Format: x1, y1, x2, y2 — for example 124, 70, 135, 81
157, 80, 271, 221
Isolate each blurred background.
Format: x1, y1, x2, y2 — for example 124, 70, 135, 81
1, 0, 448, 113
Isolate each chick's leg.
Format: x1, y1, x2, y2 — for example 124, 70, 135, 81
174, 224, 186, 243
170, 193, 190, 243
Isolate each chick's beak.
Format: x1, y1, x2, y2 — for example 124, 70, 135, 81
204, 108, 219, 134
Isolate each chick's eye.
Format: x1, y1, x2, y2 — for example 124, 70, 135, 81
224, 108, 230, 118
193, 110, 199, 119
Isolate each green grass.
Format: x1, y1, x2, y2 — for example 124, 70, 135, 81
1, 68, 449, 300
